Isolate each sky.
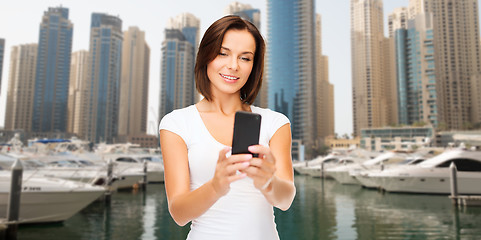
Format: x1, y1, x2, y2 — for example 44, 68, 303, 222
0, 0, 410, 136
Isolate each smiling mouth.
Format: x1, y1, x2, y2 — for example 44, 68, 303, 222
220, 73, 240, 82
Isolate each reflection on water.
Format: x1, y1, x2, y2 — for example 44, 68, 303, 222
18, 176, 481, 239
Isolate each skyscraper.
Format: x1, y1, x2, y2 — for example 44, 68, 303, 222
224, 2, 267, 108
67, 50, 88, 134
0, 39, 4, 93
267, 0, 317, 145
224, 2, 261, 28
80, 13, 122, 143
159, 14, 199, 121
351, 0, 390, 136
5, 44, 38, 131
31, 7, 73, 133
391, 8, 438, 127
315, 14, 335, 141
118, 26, 150, 137
411, 0, 481, 130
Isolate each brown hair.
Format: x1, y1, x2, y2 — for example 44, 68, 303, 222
195, 15, 265, 104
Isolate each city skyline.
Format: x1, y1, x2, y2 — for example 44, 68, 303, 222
1, 0, 460, 137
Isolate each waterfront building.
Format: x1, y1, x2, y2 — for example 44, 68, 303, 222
267, 0, 317, 146
4, 44, 37, 132
391, 10, 438, 127
80, 13, 122, 143
410, 0, 481, 129
224, 2, 267, 108
351, 0, 393, 136
159, 14, 199, 121
31, 7, 73, 133
118, 27, 150, 138
67, 50, 88, 135
315, 14, 335, 143
324, 136, 361, 150
434, 130, 481, 148
471, 74, 481, 125
0, 38, 4, 93
361, 126, 434, 151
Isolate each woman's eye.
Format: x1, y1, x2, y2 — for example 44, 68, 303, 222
241, 57, 252, 62
219, 52, 227, 56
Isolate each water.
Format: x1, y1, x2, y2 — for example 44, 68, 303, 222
18, 175, 481, 239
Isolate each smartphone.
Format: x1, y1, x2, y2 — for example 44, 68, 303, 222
231, 111, 262, 156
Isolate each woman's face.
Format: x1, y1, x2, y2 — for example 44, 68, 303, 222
207, 29, 256, 98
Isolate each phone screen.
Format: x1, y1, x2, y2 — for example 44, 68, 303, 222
231, 111, 261, 156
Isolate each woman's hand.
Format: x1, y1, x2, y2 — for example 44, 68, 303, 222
243, 145, 277, 192
211, 147, 252, 197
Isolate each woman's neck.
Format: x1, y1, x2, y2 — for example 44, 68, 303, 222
198, 94, 250, 116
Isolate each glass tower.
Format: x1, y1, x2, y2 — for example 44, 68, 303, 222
267, 0, 317, 144
159, 29, 195, 120
31, 7, 73, 132
159, 14, 199, 121
81, 13, 123, 143
395, 13, 438, 127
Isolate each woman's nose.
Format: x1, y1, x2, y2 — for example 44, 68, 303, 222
227, 57, 238, 70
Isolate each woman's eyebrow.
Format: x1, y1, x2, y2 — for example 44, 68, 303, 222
221, 46, 254, 55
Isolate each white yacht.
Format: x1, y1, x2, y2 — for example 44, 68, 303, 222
372, 149, 481, 194
293, 155, 340, 177
327, 152, 409, 185
0, 156, 105, 224
353, 155, 425, 189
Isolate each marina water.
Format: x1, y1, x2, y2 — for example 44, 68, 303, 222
17, 175, 481, 239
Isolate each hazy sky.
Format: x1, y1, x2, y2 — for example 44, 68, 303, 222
0, 0, 409, 136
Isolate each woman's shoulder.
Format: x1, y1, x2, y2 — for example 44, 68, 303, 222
162, 105, 196, 120
159, 105, 196, 131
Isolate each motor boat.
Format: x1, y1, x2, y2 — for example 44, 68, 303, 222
0, 156, 105, 224
327, 151, 410, 185
353, 155, 426, 189
371, 149, 481, 194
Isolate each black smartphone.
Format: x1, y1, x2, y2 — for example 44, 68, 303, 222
231, 111, 262, 156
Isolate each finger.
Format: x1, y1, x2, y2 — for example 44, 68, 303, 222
217, 147, 231, 163
226, 154, 252, 165
227, 172, 247, 182
248, 145, 274, 163
248, 158, 276, 173
225, 161, 250, 175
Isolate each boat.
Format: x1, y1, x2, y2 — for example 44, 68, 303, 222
0, 156, 105, 224
327, 152, 410, 185
372, 149, 481, 194
353, 155, 426, 189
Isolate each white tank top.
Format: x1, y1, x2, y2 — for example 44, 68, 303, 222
159, 105, 290, 240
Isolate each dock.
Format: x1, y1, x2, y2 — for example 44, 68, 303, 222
450, 195, 481, 207
449, 163, 481, 207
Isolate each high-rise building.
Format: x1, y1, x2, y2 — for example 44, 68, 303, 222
118, 26, 150, 137
267, 0, 317, 146
159, 14, 199, 121
31, 7, 73, 133
5, 44, 38, 131
351, 0, 390, 136
0, 39, 5, 93
315, 14, 335, 142
224, 2, 261, 28
471, 74, 481, 125
412, 0, 481, 129
392, 10, 438, 127
224, 2, 267, 108
67, 50, 88, 134
80, 13, 122, 143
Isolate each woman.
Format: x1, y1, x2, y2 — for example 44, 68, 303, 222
159, 15, 296, 240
